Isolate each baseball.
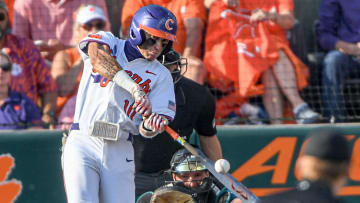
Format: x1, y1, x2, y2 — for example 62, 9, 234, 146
215, 159, 230, 174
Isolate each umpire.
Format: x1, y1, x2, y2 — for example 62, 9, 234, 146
133, 49, 223, 198
260, 127, 350, 203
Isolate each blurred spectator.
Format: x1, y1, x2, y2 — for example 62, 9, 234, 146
316, 0, 360, 123
0, 48, 42, 129
0, 1, 57, 128
52, 4, 109, 130
121, 0, 207, 84
12, 0, 110, 62
3, 0, 13, 26
106, 0, 125, 37
204, 0, 239, 10
204, 0, 320, 124
260, 128, 350, 202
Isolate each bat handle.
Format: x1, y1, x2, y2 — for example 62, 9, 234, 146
164, 126, 199, 156
164, 125, 178, 139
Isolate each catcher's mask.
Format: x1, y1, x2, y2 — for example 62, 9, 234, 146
158, 49, 187, 84
169, 148, 212, 194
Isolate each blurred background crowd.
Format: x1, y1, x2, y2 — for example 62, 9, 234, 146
0, 0, 359, 130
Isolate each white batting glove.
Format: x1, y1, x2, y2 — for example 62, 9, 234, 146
131, 86, 151, 117
142, 113, 169, 134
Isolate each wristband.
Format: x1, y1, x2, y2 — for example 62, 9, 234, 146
140, 121, 158, 139
142, 121, 153, 132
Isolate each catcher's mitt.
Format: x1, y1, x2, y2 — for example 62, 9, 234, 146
151, 185, 195, 203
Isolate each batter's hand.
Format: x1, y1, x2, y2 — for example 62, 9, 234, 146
131, 86, 151, 117
143, 113, 168, 134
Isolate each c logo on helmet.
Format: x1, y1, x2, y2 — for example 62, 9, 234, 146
165, 19, 175, 31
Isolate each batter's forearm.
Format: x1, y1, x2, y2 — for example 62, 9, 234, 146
88, 42, 121, 80
87, 42, 151, 116
87, 42, 138, 93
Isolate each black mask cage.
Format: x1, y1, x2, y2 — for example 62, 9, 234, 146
158, 49, 188, 83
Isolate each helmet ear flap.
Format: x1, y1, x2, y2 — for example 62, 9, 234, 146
130, 26, 146, 46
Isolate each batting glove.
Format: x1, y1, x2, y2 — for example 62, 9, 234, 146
140, 113, 169, 138
131, 86, 151, 117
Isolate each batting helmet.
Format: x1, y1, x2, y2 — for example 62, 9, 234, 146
129, 5, 177, 47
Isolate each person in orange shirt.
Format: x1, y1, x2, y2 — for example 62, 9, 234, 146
121, 0, 207, 85
205, 0, 320, 124
51, 4, 110, 129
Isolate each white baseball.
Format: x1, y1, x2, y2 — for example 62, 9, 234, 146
214, 159, 230, 174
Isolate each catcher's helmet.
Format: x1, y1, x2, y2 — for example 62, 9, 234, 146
170, 148, 206, 173
169, 148, 213, 195
129, 5, 177, 47
158, 49, 187, 84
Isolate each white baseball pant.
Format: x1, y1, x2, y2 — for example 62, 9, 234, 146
62, 130, 135, 203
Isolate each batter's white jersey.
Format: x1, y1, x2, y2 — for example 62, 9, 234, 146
74, 31, 176, 135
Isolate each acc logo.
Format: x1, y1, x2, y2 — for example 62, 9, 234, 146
165, 19, 175, 31
0, 154, 22, 203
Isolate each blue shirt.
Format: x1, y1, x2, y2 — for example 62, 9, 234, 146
316, 0, 360, 51
0, 91, 41, 129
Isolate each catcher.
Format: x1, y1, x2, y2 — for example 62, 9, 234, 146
136, 148, 242, 203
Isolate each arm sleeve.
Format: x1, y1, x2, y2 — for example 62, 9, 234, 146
78, 31, 117, 60
195, 88, 217, 136
316, 0, 341, 51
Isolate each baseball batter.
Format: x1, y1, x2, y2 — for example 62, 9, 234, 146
62, 5, 178, 203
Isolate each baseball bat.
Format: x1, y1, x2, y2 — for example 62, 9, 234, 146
164, 126, 259, 203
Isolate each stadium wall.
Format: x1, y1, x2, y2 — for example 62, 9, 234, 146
1, 125, 359, 203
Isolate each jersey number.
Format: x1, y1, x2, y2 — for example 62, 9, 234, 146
100, 78, 110, 87
124, 100, 136, 120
